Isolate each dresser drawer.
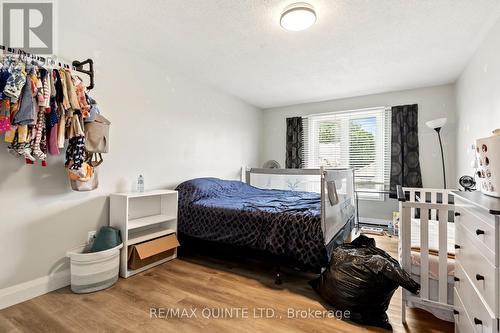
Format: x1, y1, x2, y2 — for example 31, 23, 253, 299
455, 260, 497, 318
455, 197, 497, 229
454, 289, 476, 333
456, 205, 497, 257
456, 219, 496, 266
454, 264, 497, 333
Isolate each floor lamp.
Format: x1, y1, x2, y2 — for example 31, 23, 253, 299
426, 118, 447, 188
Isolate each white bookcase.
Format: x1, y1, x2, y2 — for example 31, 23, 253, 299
110, 190, 178, 278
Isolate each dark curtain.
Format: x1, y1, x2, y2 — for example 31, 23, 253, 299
285, 117, 303, 168
390, 104, 422, 196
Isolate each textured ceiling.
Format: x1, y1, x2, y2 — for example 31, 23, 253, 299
60, 0, 500, 108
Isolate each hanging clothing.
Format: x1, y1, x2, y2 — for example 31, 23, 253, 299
39, 69, 51, 111
49, 69, 57, 98
84, 95, 99, 122
0, 64, 12, 99
33, 70, 44, 107
13, 76, 36, 125
58, 69, 70, 111
64, 69, 80, 111
0, 99, 11, 132
53, 69, 67, 148
57, 112, 66, 148
48, 125, 59, 155
1, 54, 101, 183
3, 62, 26, 102
65, 114, 86, 173
32, 107, 47, 161
74, 76, 90, 117
46, 77, 59, 155
66, 135, 86, 172
54, 69, 64, 104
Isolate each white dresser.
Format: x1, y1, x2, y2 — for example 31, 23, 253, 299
452, 191, 500, 333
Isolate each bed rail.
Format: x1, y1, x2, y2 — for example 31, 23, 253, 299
398, 186, 455, 323
244, 167, 355, 245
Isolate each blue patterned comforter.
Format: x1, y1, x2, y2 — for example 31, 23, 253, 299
176, 177, 329, 270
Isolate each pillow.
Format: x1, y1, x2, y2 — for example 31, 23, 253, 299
176, 178, 247, 204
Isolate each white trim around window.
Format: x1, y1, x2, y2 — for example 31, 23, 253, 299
302, 106, 391, 200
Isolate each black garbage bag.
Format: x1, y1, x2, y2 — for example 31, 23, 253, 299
310, 235, 420, 331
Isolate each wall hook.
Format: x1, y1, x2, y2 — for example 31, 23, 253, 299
72, 59, 94, 90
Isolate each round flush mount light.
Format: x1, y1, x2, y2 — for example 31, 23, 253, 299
280, 3, 316, 31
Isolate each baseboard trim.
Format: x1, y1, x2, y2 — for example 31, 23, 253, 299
0, 269, 70, 310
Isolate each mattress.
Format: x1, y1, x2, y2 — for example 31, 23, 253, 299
407, 218, 455, 278
176, 178, 353, 271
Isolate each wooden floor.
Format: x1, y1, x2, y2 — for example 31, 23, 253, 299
0, 235, 454, 333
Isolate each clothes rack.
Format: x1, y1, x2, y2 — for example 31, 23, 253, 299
72, 59, 94, 90
0, 45, 95, 90
1, 45, 106, 192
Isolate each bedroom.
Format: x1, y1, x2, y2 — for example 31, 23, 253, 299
0, 0, 500, 332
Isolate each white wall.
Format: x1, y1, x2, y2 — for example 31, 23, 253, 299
0, 17, 262, 290
261, 84, 456, 220
456, 17, 500, 180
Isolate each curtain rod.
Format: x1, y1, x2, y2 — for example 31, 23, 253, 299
302, 106, 391, 119
0, 44, 95, 90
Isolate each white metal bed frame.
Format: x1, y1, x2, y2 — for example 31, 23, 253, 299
397, 186, 455, 323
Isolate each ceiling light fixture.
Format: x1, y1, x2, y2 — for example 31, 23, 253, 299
280, 3, 316, 32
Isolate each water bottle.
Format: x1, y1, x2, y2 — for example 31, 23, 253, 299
387, 220, 394, 236
137, 175, 144, 192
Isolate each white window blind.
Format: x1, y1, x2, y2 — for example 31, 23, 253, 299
303, 107, 391, 199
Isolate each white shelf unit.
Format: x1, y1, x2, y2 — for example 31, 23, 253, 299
110, 190, 178, 278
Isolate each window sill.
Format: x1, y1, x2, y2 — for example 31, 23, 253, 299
358, 195, 385, 202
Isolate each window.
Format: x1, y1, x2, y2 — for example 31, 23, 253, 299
303, 107, 391, 200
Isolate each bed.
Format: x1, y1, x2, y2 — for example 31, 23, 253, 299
397, 187, 455, 322
176, 168, 355, 276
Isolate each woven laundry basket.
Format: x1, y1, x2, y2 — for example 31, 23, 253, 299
66, 243, 123, 294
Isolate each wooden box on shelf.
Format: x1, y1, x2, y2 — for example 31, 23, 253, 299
110, 190, 179, 278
